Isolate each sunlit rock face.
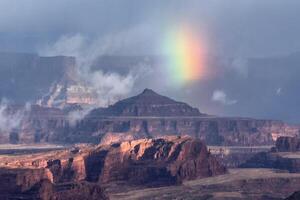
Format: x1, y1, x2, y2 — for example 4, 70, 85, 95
95, 136, 227, 185
0, 137, 226, 191
36, 54, 98, 108
38, 82, 98, 108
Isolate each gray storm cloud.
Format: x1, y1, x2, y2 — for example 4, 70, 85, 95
1, 0, 300, 56
1, 1, 300, 123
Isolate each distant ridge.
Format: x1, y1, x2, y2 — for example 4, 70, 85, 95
89, 88, 203, 117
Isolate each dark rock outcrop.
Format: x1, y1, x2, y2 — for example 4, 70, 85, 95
89, 88, 203, 117
0, 90, 299, 146
0, 176, 108, 200
285, 191, 300, 200
0, 52, 77, 104
240, 152, 300, 173
241, 137, 300, 172
275, 136, 300, 152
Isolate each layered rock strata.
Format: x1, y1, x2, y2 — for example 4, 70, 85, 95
241, 136, 300, 172
0, 137, 226, 199
1, 89, 299, 146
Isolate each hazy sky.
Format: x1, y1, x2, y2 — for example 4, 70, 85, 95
1, 0, 300, 56
0, 1, 300, 123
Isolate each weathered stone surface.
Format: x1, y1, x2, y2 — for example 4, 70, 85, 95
0, 154, 108, 199
109, 168, 300, 200
275, 136, 300, 152
0, 178, 108, 200
285, 191, 300, 200
92, 136, 227, 186
241, 137, 300, 172
89, 88, 203, 117
0, 90, 299, 146
208, 146, 271, 168
0, 137, 226, 198
240, 152, 300, 173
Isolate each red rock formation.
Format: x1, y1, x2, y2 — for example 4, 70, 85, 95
0, 137, 226, 199
86, 136, 227, 185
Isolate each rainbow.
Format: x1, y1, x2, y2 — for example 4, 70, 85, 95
162, 26, 207, 85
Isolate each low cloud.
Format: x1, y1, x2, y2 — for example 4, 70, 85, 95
276, 87, 282, 96
0, 100, 30, 132
40, 33, 138, 107
88, 71, 135, 106
230, 58, 249, 77
212, 90, 237, 105
39, 33, 147, 123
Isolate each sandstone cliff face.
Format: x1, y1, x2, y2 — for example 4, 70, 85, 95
2, 105, 298, 146
241, 136, 300, 172
91, 137, 227, 185
95, 117, 299, 146
0, 137, 225, 199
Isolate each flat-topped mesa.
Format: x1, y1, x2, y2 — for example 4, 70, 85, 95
89, 88, 203, 117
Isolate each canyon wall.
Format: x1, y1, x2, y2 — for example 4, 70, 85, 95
0, 137, 225, 199
1, 105, 298, 146
0, 89, 298, 146
241, 136, 300, 172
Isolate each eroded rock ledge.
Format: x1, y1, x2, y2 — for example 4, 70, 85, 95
0, 137, 226, 199
241, 136, 300, 173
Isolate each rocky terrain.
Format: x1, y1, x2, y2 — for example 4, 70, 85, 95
0, 89, 298, 146
275, 136, 300, 152
286, 191, 300, 200
0, 137, 226, 199
208, 145, 272, 168
241, 136, 300, 172
89, 88, 203, 117
0, 52, 97, 107
0, 52, 78, 104
109, 168, 300, 200
0, 52, 299, 147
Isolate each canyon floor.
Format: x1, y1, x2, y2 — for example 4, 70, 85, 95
109, 168, 300, 200
0, 144, 68, 155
